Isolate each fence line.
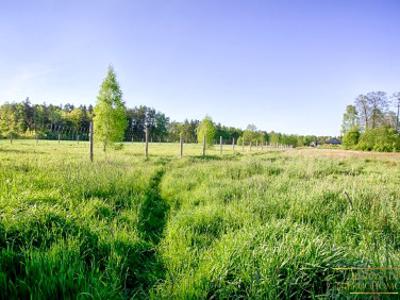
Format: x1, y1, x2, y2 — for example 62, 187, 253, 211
180, 133, 183, 158
89, 121, 94, 162
1, 131, 293, 162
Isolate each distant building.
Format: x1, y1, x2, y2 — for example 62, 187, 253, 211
325, 137, 341, 145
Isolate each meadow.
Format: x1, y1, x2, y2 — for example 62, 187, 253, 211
1, 140, 400, 299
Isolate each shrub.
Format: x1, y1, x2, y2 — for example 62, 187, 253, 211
357, 127, 400, 152
342, 128, 360, 149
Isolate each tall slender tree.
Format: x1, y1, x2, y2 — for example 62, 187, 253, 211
392, 92, 400, 131
341, 105, 359, 134
355, 94, 370, 131
197, 116, 216, 146
0, 103, 18, 139
367, 91, 388, 129
93, 66, 128, 151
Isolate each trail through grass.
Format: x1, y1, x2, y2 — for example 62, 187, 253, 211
1, 140, 400, 298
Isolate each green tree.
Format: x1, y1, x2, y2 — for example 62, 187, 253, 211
358, 127, 400, 152
269, 131, 281, 146
181, 119, 198, 143
167, 121, 182, 142
355, 94, 370, 131
94, 66, 128, 151
342, 127, 360, 149
197, 116, 216, 146
242, 124, 258, 145
33, 104, 47, 135
392, 92, 400, 131
367, 91, 388, 129
341, 105, 359, 134
0, 103, 18, 139
64, 108, 84, 132
297, 136, 305, 147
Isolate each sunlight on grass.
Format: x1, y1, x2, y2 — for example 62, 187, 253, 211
1, 140, 400, 298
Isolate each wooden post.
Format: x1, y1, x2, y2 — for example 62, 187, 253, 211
89, 121, 94, 162
145, 127, 149, 159
58, 133, 61, 144
232, 138, 235, 152
202, 135, 206, 157
220, 136, 223, 155
180, 133, 183, 158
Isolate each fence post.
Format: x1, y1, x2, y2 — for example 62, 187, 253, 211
145, 127, 149, 159
202, 135, 206, 157
232, 137, 235, 152
180, 133, 183, 158
220, 136, 223, 155
89, 121, 94, 162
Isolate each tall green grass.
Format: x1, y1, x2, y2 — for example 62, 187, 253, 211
1, 140, 400, 298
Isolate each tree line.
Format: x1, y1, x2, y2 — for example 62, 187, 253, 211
0, 66, 336, 148
341, 91, 400, 151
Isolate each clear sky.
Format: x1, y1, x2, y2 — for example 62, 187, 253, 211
1, 0, 399, 135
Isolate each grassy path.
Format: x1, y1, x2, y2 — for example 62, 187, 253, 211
1, 142, 400, 298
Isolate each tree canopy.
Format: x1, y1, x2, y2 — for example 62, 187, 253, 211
341, 105, 359, 134
341, 90, 400, 152
0, 103, 19, 138
93, 66, 128, 151
197, 116, 216, 146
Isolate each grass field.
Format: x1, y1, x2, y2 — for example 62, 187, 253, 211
1, 140, 400, 299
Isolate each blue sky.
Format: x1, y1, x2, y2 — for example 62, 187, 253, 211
1, 0, 399, 135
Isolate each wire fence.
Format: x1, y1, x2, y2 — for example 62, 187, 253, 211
1, 122, 293, 161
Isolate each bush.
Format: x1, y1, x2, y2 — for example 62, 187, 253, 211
342, 128, 360, 149
357, 127, 400, 152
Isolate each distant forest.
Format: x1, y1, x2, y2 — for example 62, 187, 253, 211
0, 98, 335, 147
